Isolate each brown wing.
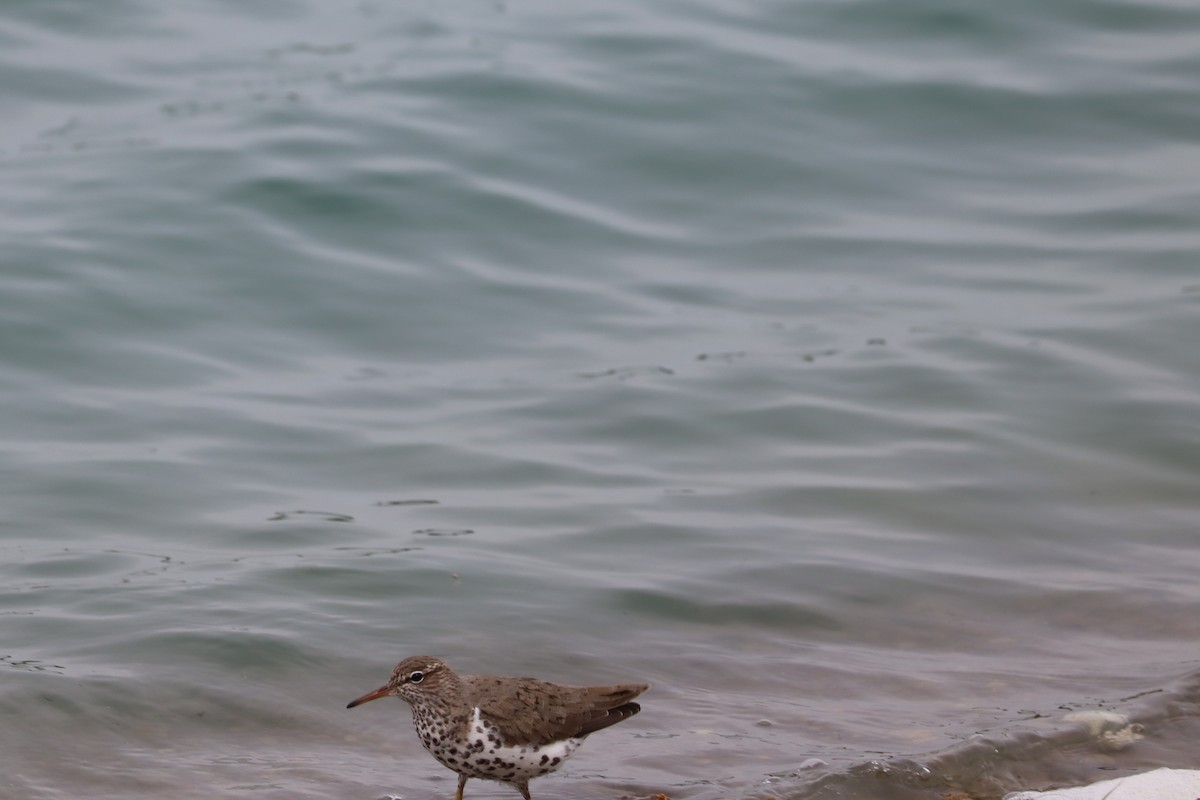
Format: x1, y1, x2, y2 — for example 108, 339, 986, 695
464, 675, 648, 746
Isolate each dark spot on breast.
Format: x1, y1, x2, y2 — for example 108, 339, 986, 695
540, 755, 549, 765
551, 757, 560, 765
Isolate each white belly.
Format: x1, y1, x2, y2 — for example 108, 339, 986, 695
426, 707, 583, 783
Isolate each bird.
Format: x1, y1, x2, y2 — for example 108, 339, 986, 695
347, 655, 649, 800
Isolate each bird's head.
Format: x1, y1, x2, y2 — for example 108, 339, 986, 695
347, 655, 455, 709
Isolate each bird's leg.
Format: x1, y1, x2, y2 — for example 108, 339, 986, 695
455, 774, 468, 800
514, 780, 531, 800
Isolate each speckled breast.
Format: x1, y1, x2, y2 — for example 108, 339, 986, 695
414, 706, 582, 783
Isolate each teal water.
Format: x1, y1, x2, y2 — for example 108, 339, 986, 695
3, 1, 1199, 799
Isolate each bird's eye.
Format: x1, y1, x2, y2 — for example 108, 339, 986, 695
409, 671, 424, 683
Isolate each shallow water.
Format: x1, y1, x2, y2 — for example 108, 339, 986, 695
2, 1, 1199, 799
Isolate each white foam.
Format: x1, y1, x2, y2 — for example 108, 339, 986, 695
1004, 768, 1200, 800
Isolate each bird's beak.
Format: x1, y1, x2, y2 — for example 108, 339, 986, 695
347, 684, 391, 709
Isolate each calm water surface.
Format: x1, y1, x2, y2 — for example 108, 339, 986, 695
2, 1, 1199, 799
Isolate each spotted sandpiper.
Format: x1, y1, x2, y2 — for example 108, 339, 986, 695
347, 656, 649, 800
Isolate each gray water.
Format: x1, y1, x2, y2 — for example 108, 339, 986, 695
2, 1, 1199, 799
